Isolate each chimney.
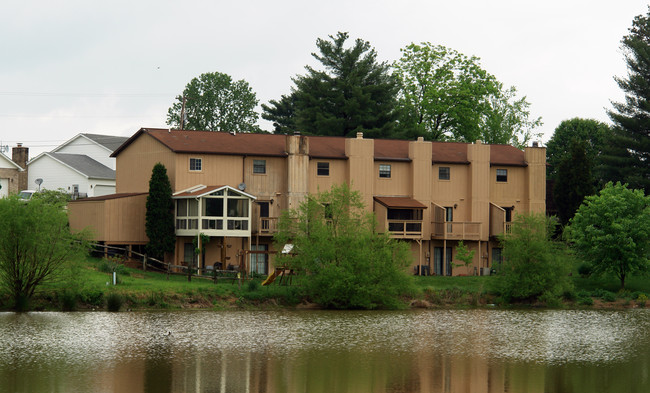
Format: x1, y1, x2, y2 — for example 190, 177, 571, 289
12, 143, 28, 169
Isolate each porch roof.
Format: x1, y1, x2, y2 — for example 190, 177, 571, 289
374, 196, 427, 209
172, 184, 256, 200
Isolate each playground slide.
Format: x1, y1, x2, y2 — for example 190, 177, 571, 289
261, 270, 278, 286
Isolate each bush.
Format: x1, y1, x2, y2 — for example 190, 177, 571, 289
247, 280, 260, 292
578, 296, 594, 306
58, 290, 78, 311
637, 293, 648, 307
495, 214, 573, 302
577, 262, 592, 277
601, 291, 617, 303
106, 292, 124, 312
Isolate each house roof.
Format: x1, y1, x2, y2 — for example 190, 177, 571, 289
0, 152, 23, 171
374, 196, 427, 209
68, 192, 147, 203
46, 153, 116, 180
173, 184, 256, 200
112, 128, 527, 166
53, 133, 129, 154
82, 134, 129, 152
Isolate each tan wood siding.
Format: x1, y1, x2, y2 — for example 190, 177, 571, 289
116, 134, 176, 193
373, 161, 410, 196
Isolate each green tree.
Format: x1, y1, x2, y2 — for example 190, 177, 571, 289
553, 138, 596, 226
496, 214, 572, 303
0, 196, 87, 310
546, 118, 610, 182
31, 188, 72, 207
167, 71, 261, 133
145, 163, 175, 260
566, 182, 650, 289
274, 184, 413, 309
262, 32, 400, 138
452, 240, 475, 274
393, 43, 541, 146
605, 9, 650, 193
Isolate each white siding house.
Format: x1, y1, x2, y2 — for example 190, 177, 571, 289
27, 133, 127, 198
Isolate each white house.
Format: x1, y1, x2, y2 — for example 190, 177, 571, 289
27, 133, 128, 198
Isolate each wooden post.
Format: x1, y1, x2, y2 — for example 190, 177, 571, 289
143, 254, 147, 271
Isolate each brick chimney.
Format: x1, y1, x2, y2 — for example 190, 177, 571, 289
12, 143, 28, 191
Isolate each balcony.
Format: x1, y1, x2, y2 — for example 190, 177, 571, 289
431, 221, 482, 240
387, 220, 423, 238
254, 217, 279, 235
489, 203, 514, 237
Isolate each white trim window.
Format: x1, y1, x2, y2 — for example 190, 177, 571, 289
190, 158, 202, 171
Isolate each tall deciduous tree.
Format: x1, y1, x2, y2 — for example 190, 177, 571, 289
274, 184, 413, 309
262, 32, 400, 138
553, 138, 595, 226
567, 182, 650, 289
0, 196, 87, 310
605, 9, 650, 193
145, 163, 175, 260
546, 118, 610, 183
393, 43, 541, 146
167, 71, 261, 133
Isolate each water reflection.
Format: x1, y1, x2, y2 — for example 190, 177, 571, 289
0, 310, 649, 392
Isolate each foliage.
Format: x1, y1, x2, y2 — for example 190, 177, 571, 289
167, 71, 260, 133
0, 196, 88, 310
274, 183, 414, 309
31, 188, 71, 207
452, 241, 475, 273
393, 43, 541, 146
145, 163, 176, 260
566, 182, 650, 289
262, 32, 400, 138
495, 214, 572, 302
545, 118, 610, 182
553, 138, 595, 225
604, 10, 650, 193
106, 292, 123, 312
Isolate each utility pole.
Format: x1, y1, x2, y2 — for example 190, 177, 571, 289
180, 95, 187, 130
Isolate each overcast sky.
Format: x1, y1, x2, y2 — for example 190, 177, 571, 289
1, 0, 648, 158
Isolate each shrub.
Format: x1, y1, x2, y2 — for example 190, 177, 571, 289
602, 291, 617, 303
637, 293, 648, 307
106, 292, 123, 312
577, 262, 592, 277
58, 290, 78, 311
578, 296, 594, 306
495, 214, 573, 302
247, 280, 260, 292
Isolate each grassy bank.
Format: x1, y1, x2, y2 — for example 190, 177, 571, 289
1, 256, 648, 311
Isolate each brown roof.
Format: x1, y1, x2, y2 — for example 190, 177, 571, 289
68, 192, 147, 202
374, 196, 427, 209
490, 144, 527, 167
112, 128, 526, 166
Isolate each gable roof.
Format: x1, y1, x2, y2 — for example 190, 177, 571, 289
173, 184, 256, 200
53, 133, 129, 154
0, 152, 23, 171
112, 128, 527, 166
44, 153, 116, 179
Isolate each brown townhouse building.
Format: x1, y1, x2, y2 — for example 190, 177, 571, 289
68, 128, 546, 277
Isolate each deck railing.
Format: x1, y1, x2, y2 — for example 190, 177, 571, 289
431, 221, 482, 240
387, 220, 423, 238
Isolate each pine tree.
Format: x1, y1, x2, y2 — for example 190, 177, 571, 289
145, 163, 176, 260
605, 9, 650, 192
262, 32, 399, 138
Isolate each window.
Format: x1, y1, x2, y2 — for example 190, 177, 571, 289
183, 243, 194, 263
379, 164, 391, 178
492, 248, 503, 270
189, 158, 202, 171
317, 162, 330, 176
496, 169, 508, 182
250, 244, 269, 275
439, 167, 450, 180
387, 208, 422, 220
253, 160, 266, 174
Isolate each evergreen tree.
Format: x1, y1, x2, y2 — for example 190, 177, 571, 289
145, 163, 175, 260
262, 32, 399, 138
553, 138, 595, 226
605, 9, 650, 193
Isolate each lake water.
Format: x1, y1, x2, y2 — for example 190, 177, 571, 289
1, 309, 649, 393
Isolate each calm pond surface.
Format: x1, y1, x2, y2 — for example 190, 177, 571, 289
1, 309, 649, 393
